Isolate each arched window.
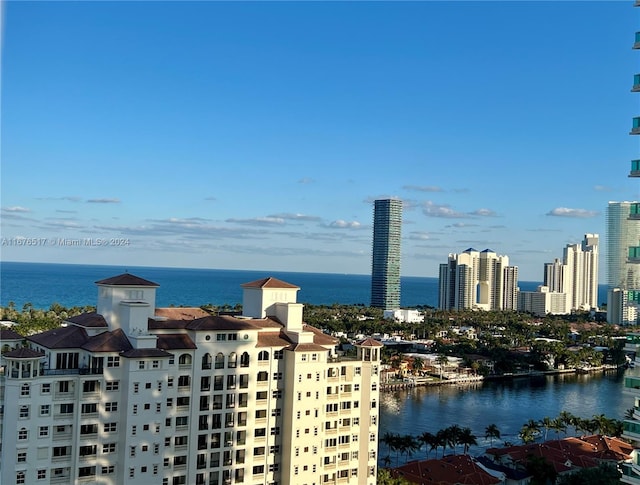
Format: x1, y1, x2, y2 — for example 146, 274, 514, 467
257, 371, 268, 382
215, 353, 225, 369
240, 352, 250, 367
20, 383, 30, 397
258, 351, 269, 361
178, 354, 192, 366
202, 353, 212, 370
228, 352, 237, 369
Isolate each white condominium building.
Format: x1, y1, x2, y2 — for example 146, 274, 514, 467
438, 248, 519, 311
542, 234, 599, 312
0, 273, 381, 485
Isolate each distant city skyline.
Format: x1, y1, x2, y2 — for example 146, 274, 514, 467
2, 1, 638, 281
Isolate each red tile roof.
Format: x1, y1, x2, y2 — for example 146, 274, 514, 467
289, 343, 331, 352
121, 348, 173, 358
356, 337, 383, 347
241, 277, 299, 289
67, 312, 108, 328
303, 324, 339, 345
82, 328, 132, 352
28, 326, 88, 348
392, 455, 502, 485
95, 273, 159, 286
1, 328, 22, 340
3, 347, 45, 359
256, 332, 293, 348
186, 315, 261, 331
155, 307, 209, 320
157, 333, 197, 350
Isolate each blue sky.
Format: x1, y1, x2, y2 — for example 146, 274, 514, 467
1, 1, 638, 282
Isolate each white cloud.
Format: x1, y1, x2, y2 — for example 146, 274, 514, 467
87, 198, 121, 204
546, 207, 599, 218
422, 201, 469, 218
328, 220, 363, 229
403, 185, 443, 192
2, 206, 31, 213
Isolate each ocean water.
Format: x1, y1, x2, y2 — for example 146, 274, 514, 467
0, 261, 606, 310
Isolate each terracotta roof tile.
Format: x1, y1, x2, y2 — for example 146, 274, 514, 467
289, 343, 330, 352
356, 337, 383, 347
256, 332, 293, 348
95, 273, 159, 286
28, 326, 88, 349
155, 307, 209, 320
157, 333, 197, 350
3, 347, 45, 359
186, 315, 261, 331
148, 318, 190, 330
67, 312, 108, 328
120, 348, 173, 358
392, 455, 501, 485
303, 324, 339, 345
1, 328, 22, 340
241, 277, 299, 289
82, 328, 132, 352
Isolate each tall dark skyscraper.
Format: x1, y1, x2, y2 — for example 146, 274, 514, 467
370, 198, 402, 309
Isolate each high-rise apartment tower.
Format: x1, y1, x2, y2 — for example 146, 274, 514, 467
607, 202, 640, 324
370, 199, 402, 309
438, 248, 519, 311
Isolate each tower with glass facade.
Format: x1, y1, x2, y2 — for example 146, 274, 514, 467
370, 199, 402, 309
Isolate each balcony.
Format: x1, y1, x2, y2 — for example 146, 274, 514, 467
631, 160, 640, 178
621, 462, 640, 485
630, 204, 640, 220
43, 368, 102, 376
629, 248, 640, 264
631, 117, 640, 135
625, 376, 640, 393
622, 419, 640, 441
634, 75, 640, 93
635, 32, 640, 50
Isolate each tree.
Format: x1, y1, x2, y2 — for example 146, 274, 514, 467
376, 468, 413, 485
526, 455, 558, 485
555, 463, 620, 485
539, 416, 554, 441
459, 427, 477, 454
418, 431, 437, 459
435, 354, 449, 380
485, 424, 501, 447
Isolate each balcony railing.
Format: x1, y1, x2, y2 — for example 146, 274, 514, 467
631, 117, 640, 135
635, 32, 640, 50
44, 368, 103, 376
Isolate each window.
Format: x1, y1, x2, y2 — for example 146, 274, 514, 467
178, 354, 192, 366
102, 466, 115, 474
17, 451, 26, 462
201, 376, 211, 391
239, 375, 249, 389
176, 396, 190, 407
132, 426, 137, 435
216, 334, 226, 341
81, 403, 97, 414
20, 383, 30, 396
58, 381, 70, 393
227, 352, 237, 368
107, 356, 120, 368
272, 390, 282, 399
139, 361, 146, 370
274, 349, 283, 359
134, 383, 139, 393
104, 423, 117, 432
226, 374, 236, 389
78, 466, 96, 477
39, 426, 49, 437
252, 465, 265, 475
256, 391, 267, 400
258, 350, 269, 361
257, 371, 268, 382
269, 463, 279, 472
37, 469, 46, 480
178, 375, 190, 387
16, 471, 25, 484
80, 424, 98, 435
130, 446, 136, 458
152, 360, 160, 368
60, 403, 74, 414
103, 443, 116, 453
168, 377, 174, 387
105, 402, 118, 412
215, 353, 225, 369
41, 383, 51, 394
105, 381, 119, 391
176, 416, 188, 427
253, 447, 265, 456
19, 405, 29, 418
240, 352, 250, 367
79, 445, 97, 457
255, 428, 266, 438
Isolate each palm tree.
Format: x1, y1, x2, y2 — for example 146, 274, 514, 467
550, 417, 565, 439
412, 357, 424, 376
435, 354, 449, 380
519, 419, 540, 444
485, 424, 501, 447
445, 425, 462, 455
539, 416, 554, 441
435, 429, 448, 457
419, 431, 437, 459
459, 427, 478, 454
558, 410, 575, 433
